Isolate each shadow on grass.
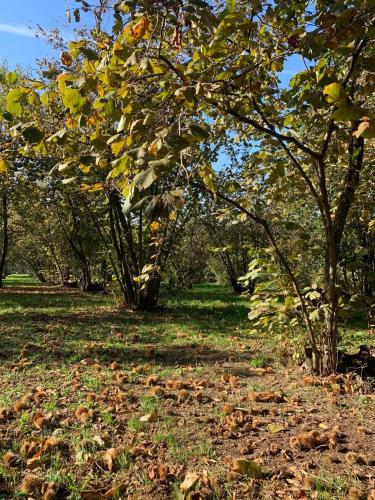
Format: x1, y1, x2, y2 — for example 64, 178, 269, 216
0, 283, 251, 366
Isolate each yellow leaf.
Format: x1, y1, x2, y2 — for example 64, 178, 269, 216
268, 423, 285, 433
149, 221, 161, 233
111, 139, 126, 155
0, 159, 9, 173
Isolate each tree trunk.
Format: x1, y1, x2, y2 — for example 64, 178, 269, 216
0, 192, 9, 289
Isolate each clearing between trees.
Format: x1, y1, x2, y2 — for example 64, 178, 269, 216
0, 276, 374, 499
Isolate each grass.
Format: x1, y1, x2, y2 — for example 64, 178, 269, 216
0, 274, 374, 499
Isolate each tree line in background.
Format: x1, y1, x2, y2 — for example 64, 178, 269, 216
0, 0, 374, 374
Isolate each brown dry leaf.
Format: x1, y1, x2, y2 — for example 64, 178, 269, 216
149, 386, 165, 397
345, 452, 368, 465
99, 447, 123, 472
145, 374, 160, 386
3, 451, 22, 468
248, 391, 285, 403
26, 455, 43, 470
171, 25, 183, 50
114, 372, 128, 384
357, 426, 371, 435
80, 358, 95, 366
146, 345, 155, 357
0, 408, 13, 422
93, 435, 107, 448
33, 411, 49, 430
109, 361, 121, 371
348, 487, 361, 500
104, 482, 127, 499
303, 477, 314, 490
42, 481, 58, 500
177, 389, 189, 404
303, 376, 319, 386
33, 386, 48, 403
166, 379, 185, 390
223, 403, 236, 415
86, 392, 96, 403
75, 406, 94, 423
14, 395, 30, 412
140, 412, 158, 423
132, 365, 145, 374
131, 16, 151, 40
290, 427, 339, 450
20, 440, 38, 459
229, 375, 239, 388
116, 390, 128, 403
194, 391, 204, 402
60, 51, 73, 66
231, 458, 263, 479
180, 471, 199, 492
248, 367, 273, 376
41, 437, 66, 454
19, 474, 44, 495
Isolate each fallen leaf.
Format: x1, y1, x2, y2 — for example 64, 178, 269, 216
20, 440, 38, 459
268, 423, 285, 433
19, 474, 44, 495
248, 391, 285, 403
3, 451, 22, 467
145, 374, 160, 386
177, 389, 189, 404
99, 447, 123, 472
41, 437, 66, 454
231, 458, 263, 479
109, 361, 121, 371
140, 412, 158, 423
149, 386, 165, 397
180, 471, 199, 492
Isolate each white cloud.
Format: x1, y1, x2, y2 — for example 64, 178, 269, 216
0, 23, 36, 38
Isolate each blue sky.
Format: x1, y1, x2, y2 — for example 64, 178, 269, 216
0, 1, 303, 83
0, 1, 82, 70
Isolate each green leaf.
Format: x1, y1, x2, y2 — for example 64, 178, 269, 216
232, 459, 263, 479
133, 167, 158, 190
1, 112, 14, 122
22, 126, 44, 144
6, 88, 25, 116
323, 83, 346, 104
189, 123, 210, 140
48, 129, 67, 145
332, 104, 362, 121
28, 91, 41, 106
5, 71, 18, 85
61, 88, 85, 113
148, 158, 171, 171
165, 134, 191, 151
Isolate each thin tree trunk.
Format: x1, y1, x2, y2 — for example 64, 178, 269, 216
0, 192, 9, 288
